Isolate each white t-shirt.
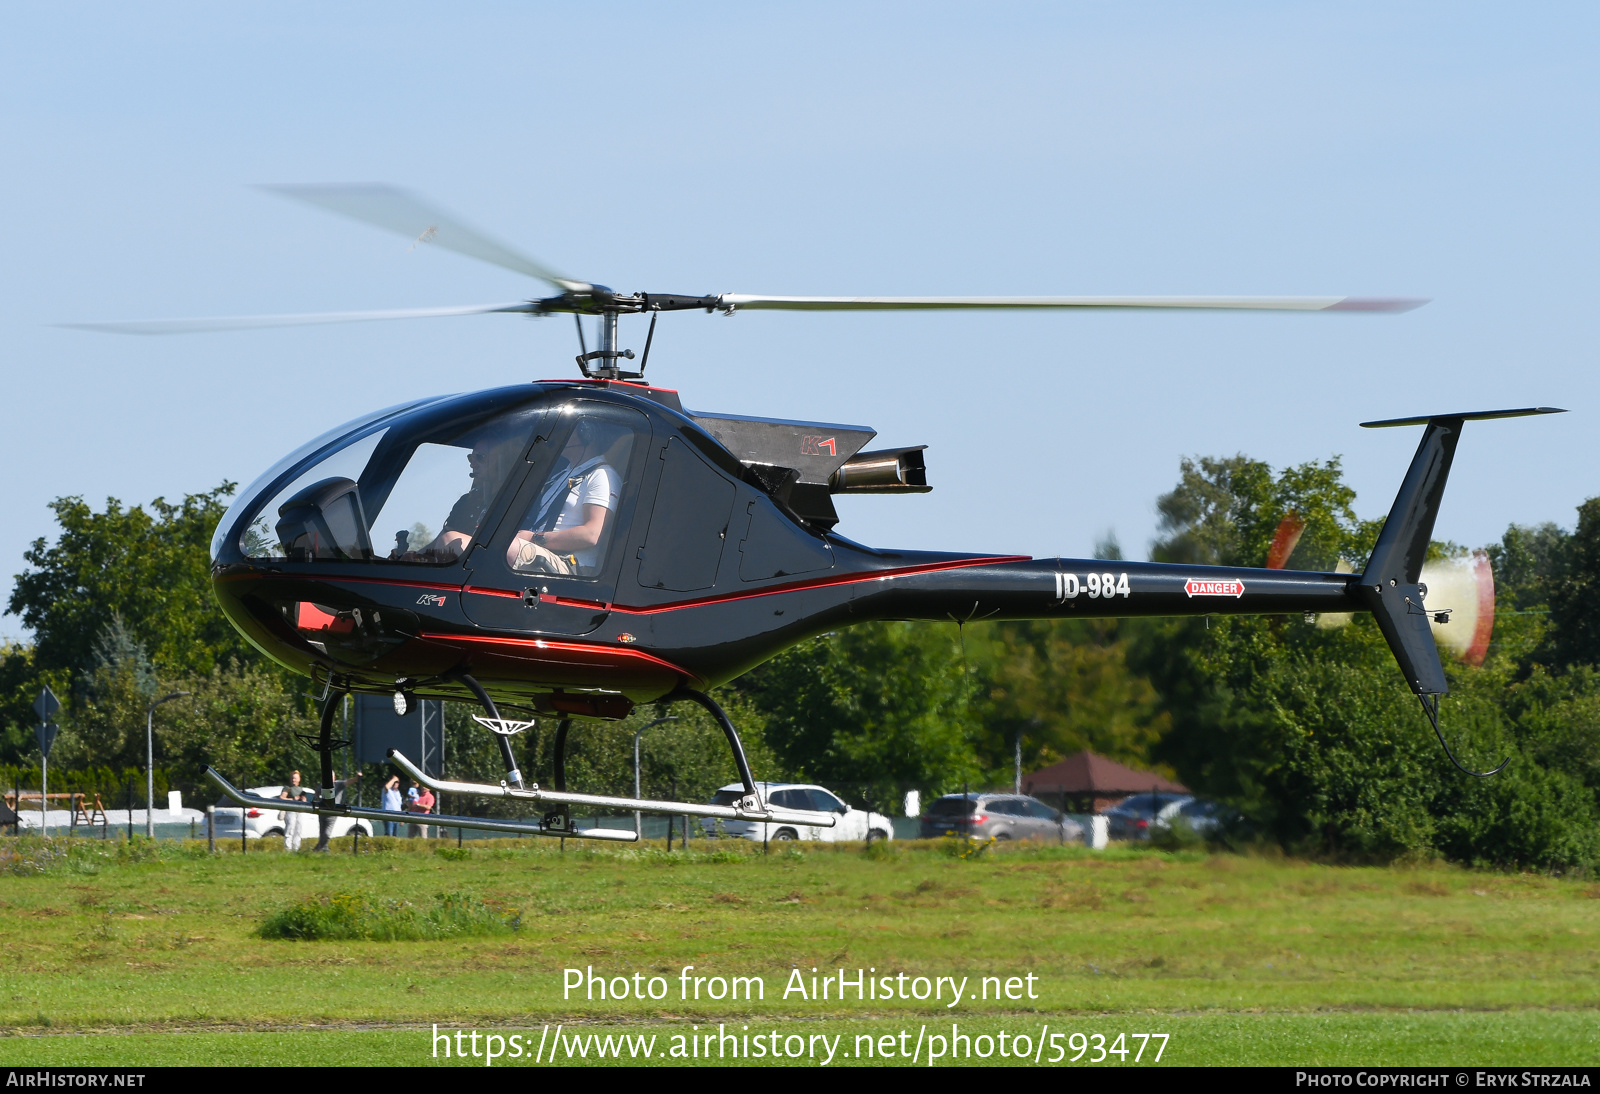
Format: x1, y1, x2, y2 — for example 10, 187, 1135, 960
550, 462, 619, 571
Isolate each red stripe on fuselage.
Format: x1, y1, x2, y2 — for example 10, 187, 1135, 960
419, 632, 697, 681
224, 555, 1028, 615
607, 555, 1030, 615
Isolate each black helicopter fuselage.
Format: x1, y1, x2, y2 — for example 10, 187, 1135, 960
209, 379, 1405, 722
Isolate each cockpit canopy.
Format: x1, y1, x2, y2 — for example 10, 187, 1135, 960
213, 387, 638, 579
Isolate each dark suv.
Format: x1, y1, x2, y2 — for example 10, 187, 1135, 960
1103, 792, 1193, 841
920, 793, 1083, 842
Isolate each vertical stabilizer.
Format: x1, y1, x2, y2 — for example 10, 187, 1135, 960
1357, 417, 1463, 695
1357, 407, 1563, 698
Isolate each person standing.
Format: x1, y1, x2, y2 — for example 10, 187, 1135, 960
279, 771, 307, 852
380, 775, 402, 837
414, 784, 436, 840
406, 779, 436, 839
311, 771, 363, 852
405, 780, 421, 836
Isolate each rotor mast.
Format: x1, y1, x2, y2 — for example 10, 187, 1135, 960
564, 291, 719, 380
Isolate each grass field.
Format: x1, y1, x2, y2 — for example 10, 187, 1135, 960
0, 835, 1595, 1067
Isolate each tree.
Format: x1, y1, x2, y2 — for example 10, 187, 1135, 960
1151, 453, 1368, 571
7, 484, 250, 680
737, 622, 981, 799
1548, 498, 1600, 670
1487, 521, 1569, 614
0, 641, 45, 765
970, 617, 1170, 775
51, 618, 161, 772
156, 661, 320, 794
1132, 453, 1600, 869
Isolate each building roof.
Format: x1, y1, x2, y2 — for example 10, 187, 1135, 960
1021, 750, 1189, 796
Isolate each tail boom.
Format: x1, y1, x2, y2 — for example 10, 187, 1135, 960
856, 557, 1357, 623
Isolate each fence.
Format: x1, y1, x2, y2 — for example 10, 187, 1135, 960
0, 765, 172, 813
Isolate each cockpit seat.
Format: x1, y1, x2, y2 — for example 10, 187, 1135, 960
275, 477, 374, 561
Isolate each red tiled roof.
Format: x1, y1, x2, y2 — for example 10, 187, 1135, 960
1021, 750, 1188, 796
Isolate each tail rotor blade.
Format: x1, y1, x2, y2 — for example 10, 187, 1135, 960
260, 184, 590, 294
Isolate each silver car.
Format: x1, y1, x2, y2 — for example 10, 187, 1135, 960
919, 792, 1084, 843
1151, 797, 1229, 839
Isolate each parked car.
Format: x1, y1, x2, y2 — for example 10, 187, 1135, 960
919, 792, 1085, 843
702, 782, 894, 843
212, 787, 373, 841
1150, 797, 1230, 839
1103, 792, 1192, 841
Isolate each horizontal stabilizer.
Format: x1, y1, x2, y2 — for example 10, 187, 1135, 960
1361, 407, 1565, 429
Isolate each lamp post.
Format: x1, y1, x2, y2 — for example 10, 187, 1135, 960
145, 692, 190, 838
631, 716, 677, 838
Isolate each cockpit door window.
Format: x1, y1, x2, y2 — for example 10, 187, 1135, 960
501, 412, 638, 580
459, 402, 649, 636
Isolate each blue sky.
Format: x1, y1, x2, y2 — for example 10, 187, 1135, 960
2, 3, 1595, 638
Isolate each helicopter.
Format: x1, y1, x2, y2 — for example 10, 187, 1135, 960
71, 185, 1562, 842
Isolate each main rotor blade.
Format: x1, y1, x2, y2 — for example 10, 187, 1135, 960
60, 301, 535, 336
715, 294, 1426, 312
260, 184, 590, 294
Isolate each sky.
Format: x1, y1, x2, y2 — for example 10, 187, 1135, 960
1, 3, 1596, 639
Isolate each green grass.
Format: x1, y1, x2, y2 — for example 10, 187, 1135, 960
257, 889, 520, 941
0, 834, 1595, 1066
5, 1011, 1598, 1067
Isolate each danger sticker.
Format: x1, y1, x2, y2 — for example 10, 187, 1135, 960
1184, 578, 1245, 598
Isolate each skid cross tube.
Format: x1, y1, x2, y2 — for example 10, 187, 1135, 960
547, 716, 574, 835
204, 767, 636, 842
386, 750, 836, 828
316, 688, 344, 805
452, 671, 525, 788
670, 688, 760, 798
552, 717, 571, 791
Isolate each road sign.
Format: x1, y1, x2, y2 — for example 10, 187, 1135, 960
33, 686, 59, 724
36, 720, 59, 758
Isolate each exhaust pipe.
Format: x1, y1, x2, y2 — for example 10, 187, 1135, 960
830, 445, 929, 494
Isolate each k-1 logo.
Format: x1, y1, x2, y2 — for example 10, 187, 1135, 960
800, 435, 837, 456
416, 593, 448, 607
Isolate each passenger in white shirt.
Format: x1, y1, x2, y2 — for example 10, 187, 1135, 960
507, 419, 623, 576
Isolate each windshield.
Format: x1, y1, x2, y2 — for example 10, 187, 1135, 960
210, 397, 443, 561
927, 797, 977, 817
226, 390, 546, 565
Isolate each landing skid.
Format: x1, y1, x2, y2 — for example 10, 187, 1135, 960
213, 678, 828, 843
430, 682, 837, 833
386, 749, 837, 831
204, 767, 638, 842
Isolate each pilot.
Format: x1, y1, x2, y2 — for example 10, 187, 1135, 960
403, 428, 523, 562
506, 418, 622, 576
